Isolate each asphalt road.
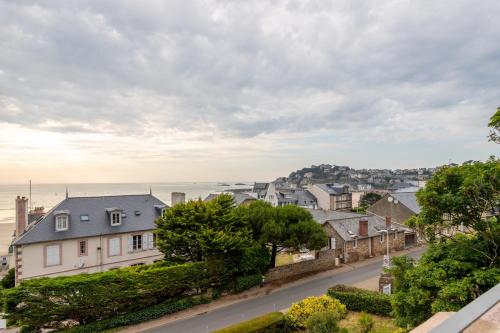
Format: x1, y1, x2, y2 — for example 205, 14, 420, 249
146, 249, 425, 333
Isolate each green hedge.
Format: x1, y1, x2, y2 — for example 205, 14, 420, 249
234, 274, 262, 293
58, 296, 211, 333
3, 262, 211, 330
211, 312, 288, 333
327, 284, 393, 316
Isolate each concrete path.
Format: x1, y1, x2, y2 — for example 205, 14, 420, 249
119, 247, 425, 333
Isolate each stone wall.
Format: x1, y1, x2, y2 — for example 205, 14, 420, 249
265, 250, 338, 282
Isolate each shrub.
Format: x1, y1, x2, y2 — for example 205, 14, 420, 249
4, 262, 211, 330
211, 312, 288, 333
1, 268, 15, 289
234, 274, 262, 293
286, 295, 346, 329
306, 310, 339, 333
56, 296, 210, 333
358, 312, 374, 333
327, 285, 392, 316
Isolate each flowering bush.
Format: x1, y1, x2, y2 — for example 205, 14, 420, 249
286, 295, 346, 328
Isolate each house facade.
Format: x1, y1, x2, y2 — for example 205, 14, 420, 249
308, 209, 417, 263
12, 194, 170, 283
367, 192, 420, 224
308, 184, 352, 210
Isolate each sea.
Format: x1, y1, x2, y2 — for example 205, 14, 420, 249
0, 182, 254, 225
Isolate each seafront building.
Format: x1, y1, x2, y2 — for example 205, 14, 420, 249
11, 193, 176, 284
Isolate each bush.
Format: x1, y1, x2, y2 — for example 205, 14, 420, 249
306, 311, 339, 333
234, 274, 262, 293
327, 285, 392, 316
358, 312, 374, 333
286, 295, 346, 329
57, 296, 210, 333
211, 312, 288, 333
4, 262, 211, 330
1, 268, 15, 289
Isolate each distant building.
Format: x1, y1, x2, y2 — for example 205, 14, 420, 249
308, 184, 352, 211
308, 209, 417, 263
367, 192, 421, 224
11, 193, 173, 283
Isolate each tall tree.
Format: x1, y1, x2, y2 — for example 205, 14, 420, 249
359, 192, 382, 208
409, 158, 499, 266
236, 201, 328, 268
488, 107, 500, 143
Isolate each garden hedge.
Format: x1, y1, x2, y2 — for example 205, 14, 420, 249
327, 284, 393, 316
233, 274, 262, 293
211, 312, 288, 333
3, 262, 211, 330
58, 296, 211, 333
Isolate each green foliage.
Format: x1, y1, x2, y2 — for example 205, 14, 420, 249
233, 274, 262, 293
306, 311, 340, 333
488, 107, 500, 143
211, 312, 288, 333
57, 296, 210, 333
390, 236, 500, 328
327, 285, 392, 317
235, 201, 328, 267
414, 158, 499, 266
286, 295, 346, 329
358, 312, 374, 333
3, 262, 211, 330
359, 193, 382, 208
1, 268, 15, 289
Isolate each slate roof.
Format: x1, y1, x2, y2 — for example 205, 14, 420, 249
391, 192, 421, 214
307, 209, 414, 240
277, 189, 317, 206
315, 183, 348, 195
204, 192, 257, 206
13, 194, 167, 246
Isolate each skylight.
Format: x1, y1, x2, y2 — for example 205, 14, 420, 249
80, 214, 89, 222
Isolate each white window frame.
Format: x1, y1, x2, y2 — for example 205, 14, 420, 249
132, 234, 143, 251
380, 233, 385, 243
110, 211, 122, 226
108, 237, 121, 257
55, 215, 69, 231
353, 238, 358, 248
330, 237, 336, 250
45, 244, 61, 267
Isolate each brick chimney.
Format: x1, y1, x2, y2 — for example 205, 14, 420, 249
171, 192, 186, 206
385, 216, 392, 228
15, 196, 29, 237
359, 219, 368, 237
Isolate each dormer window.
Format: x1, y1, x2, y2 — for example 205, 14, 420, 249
55, 215, 69, 231
111, 211, 122, 226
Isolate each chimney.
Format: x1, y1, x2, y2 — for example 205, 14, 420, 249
385, 216, 392, 228
171, 192, 186, 206
15, 196, 29, 237
359, 219, 368, 237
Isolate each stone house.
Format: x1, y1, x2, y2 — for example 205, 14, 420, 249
11, 193, 171, 284
308, 209, 417, 263
367, 192, 420, 224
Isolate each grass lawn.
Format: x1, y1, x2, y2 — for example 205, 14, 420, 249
338, 311, 402, 333
275, 253, 294, 266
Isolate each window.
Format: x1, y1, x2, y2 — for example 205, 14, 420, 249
55, 215, 69, 231
80, 214, 89, 222
380, 233, 385, 243
45, 244, 61, 266
110, 212, 122, 226
353, 238, 358, 248
108, 237, 121, 257
133, 235, 142, 251
153, 233, 157, 248
78, 240, 87, 256
330, 237, 336, 250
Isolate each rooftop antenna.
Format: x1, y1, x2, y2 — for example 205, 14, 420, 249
65, 186, 69, 199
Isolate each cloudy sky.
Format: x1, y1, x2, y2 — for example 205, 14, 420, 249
0, 0, 498, 183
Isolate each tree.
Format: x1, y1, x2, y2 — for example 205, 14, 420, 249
1, 268, 15, 289
488, 107, 500, 143
410, 158, 499, 266
359, 192, 382, 208
235, 201, 328, 268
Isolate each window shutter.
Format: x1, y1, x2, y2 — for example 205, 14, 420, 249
143, 233, 148, 250
147, 233, 153, 249
127, 235, 133, 253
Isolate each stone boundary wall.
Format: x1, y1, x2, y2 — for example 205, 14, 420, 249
265, 251, 337, 282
